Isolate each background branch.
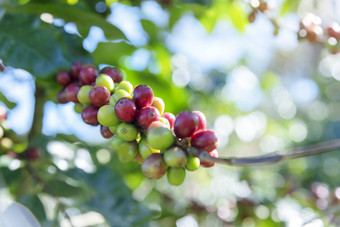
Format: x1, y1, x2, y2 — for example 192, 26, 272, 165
179, 139, 340, 166
28, 82, 47, 141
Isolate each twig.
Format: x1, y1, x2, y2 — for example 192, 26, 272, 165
28, 83, 47, 141
178, 139, 340, 166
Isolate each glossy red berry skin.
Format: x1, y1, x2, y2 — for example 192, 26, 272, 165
57, 89, 68, 104
24, 147, 41, 160
133, 85, 154, 109
100, 125, 114, 138
136, 106, 160, 129
191, 129, 219, 152
200, 149, 218, 168
193, 111, 206, 131
79, 65, 98, 85
114, 98, 137, 123
56, 71, 72, 86
162, 112, 175, 129
64, 83, 80, 103
174, 111, 198, 138
100, 67, 123, 83
89, 86, 110, 107
71, 62, 83, 79
81, 106, 99, 126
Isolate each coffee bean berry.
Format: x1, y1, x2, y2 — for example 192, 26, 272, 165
56, 63, 221, 186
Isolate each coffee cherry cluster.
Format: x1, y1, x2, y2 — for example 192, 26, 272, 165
0, 104, 40, 160
298, 13, 323, 44
0, 105, 14, 154
248, 0, 273, 23
298, 14, 340, 54
56, 62, 220, 186
248, 4, 340, 54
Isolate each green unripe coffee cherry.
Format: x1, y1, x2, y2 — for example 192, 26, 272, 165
147, 127, 174, 150
167, 167, 186, 186
112, 89, 132, 103
74, 103, 84, 114
152, 97, 165, 115
96, 74, 114, 92
97, 105, 120, 127
0, 137, 13, 152
185, 155, 200, 171
0, 127, 3, 139
163, 147, 187, 168
110, 134, 125, 150
115, 81, 133, 94
117, 141, 138, 163
109, 95, 116, 106
109, 125, 119, 134
117, 123, 138, 141
77, 85, 92, 105
138, 137, 160, 159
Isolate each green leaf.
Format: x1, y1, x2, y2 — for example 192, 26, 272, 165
92, 41, 136, 66
0, 91, 16, 109
43, 178, 83, 198
280, 0, 301, 15
9, 3, 126, 40
226, 2, 247, 31
141, 19, 158, 43
59, 29, 93, 64
0, 14, 69, 77
18, 195, 47, 222
0, 167, 23, 189
66, 167, 155, 226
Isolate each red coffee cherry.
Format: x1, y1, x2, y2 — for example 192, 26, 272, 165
71, 61, 83, 79
81, 106, 99, 126
136, 106, 160, 129
162, 112, 175, 129
100, 67, 123, 83
193, 111, 206, 131
133, 85, 154, 109
191, 129, 219, 152
79, 65, 98, 85
100, 125, 114, 138
56, 71, 72, 86
141, 153, 167, 179
57, 89, 68, 104
64, 83, 80, 103
89, 86, 110, 107
174, 111, 198, 138
200, 149, 218, 168
114, 97, 137, 123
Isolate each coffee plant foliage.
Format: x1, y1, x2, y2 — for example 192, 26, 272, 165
0, 0, 340, 226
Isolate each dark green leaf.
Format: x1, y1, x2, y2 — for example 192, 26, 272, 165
43, 178, 82, 198
0, 167, 23, 189
18, 195, 47, 222
59, 29, 92, 64
0, 91, 16, 109
66, 167, 155, 226
92, 41, 136, 66
0, 14, 69, 77
9, 3, 126, 40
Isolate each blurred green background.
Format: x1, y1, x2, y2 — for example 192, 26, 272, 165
0, 0, 340, 226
